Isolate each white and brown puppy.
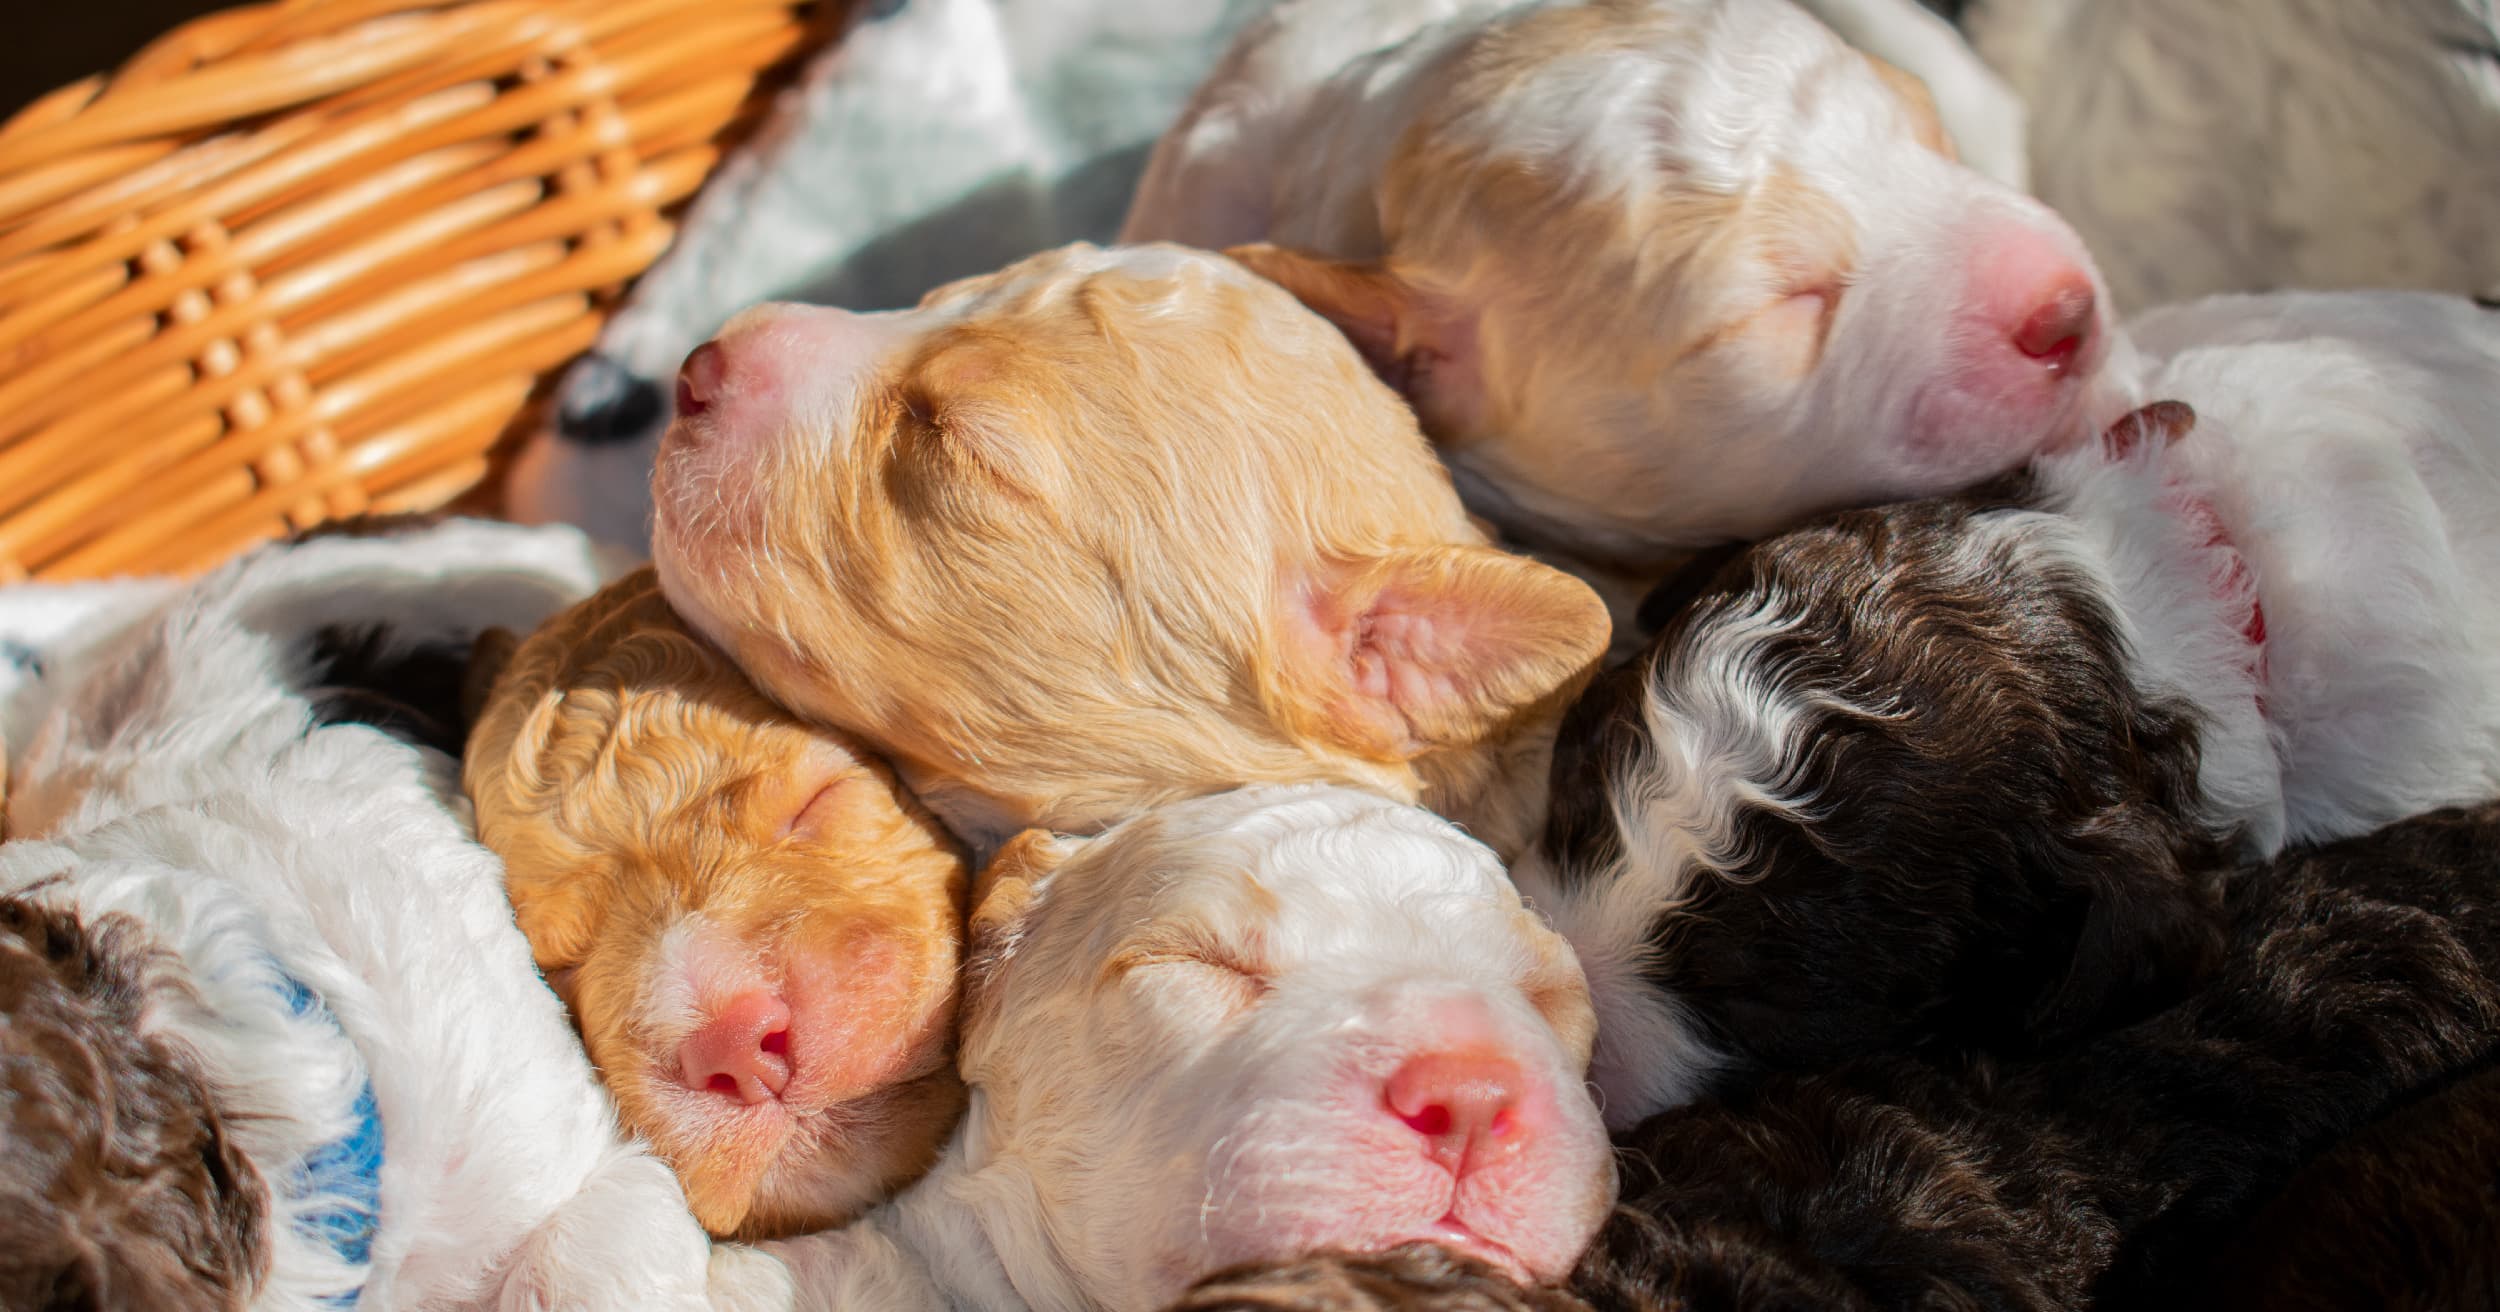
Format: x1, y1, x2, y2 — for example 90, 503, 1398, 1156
650, 243, 1609, 861
1522, 291, 2500, 1128
1122, 0, 2116, 569
0, 522, 783, 1309
757, 785, 1614, 1312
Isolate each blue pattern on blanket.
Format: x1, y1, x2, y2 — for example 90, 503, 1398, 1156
277, 972, 385, 1306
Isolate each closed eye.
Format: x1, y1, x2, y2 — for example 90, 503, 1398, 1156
1105, 945, 1272, 1012
1761, 280, 1842, 350
1676, 280, 1846, 369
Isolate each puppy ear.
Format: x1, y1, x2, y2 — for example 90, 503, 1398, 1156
962, 830, 1080, 1016
503, 858, 612, 973
1225, 244, 1487, 417
1280, 546, 1610, 761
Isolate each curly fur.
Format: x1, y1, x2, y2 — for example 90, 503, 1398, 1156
0, 896, 267, 1312
465, 567, 969, 1241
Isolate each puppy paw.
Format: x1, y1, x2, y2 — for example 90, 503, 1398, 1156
496, 1151, 713, 1312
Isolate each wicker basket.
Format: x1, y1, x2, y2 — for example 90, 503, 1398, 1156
0, 0, 836, 582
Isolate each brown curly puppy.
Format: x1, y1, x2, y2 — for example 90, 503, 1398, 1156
465, 567, 968, 1240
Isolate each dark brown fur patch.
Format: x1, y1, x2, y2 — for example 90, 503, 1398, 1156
0, 895, 268, 1311
1572, 802, 2500, 1310
2198, 1059, 2500, 1310
1547, 479, 2230, 1088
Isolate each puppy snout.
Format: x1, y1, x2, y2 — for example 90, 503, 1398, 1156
1384, 1049, 1527, 1176
2012, 275, 2097, 373
661, 304, 904, 451
679, 988, 794, 1104
1968, 221, 2102, 378
675, 342, 723, 419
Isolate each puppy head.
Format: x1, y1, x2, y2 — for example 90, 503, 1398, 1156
955, 786, 1612, 1310
1534, 482, 2229, 1124
1230, 0, 2118, 563
464, 570, 969, 1240
0, 896, 269, 1311
648, 243, 1609, 845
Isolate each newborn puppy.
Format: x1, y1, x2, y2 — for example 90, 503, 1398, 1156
1524, 291, 2500, 1126
1122, 0, 2116, 566
464, 569, 970, 1241
650, 243, 1610, 859
761, 786, 1613, 1311
0, 522, 780, 1308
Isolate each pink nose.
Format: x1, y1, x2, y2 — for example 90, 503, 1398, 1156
678, 990, 794, 1104
2012, 273, 2097, 372
1385, 1050, 1526, 1176
675, 342, 724, 419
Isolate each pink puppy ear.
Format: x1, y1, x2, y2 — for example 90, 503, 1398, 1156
1281, 545, 1611, 762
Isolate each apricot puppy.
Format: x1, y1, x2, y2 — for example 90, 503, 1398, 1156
465, 568, 968, 1240
651, 243, 1611, 859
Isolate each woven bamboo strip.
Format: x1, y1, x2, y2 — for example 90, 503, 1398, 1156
0, 0, 833, 581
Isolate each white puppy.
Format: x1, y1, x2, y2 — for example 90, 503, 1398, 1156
757, 786, 1614, 1311
1963, 0, 2500, 311
1124, 0, 2114, 569
0, 521, 785, 1310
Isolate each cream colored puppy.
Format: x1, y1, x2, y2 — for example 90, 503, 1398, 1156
1123, 0, 2119, 570
760, 785, 1614, 1311
651, 243, 1610, 860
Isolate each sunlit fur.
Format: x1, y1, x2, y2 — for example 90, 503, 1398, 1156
757, 786, 1613, 1311
0, 522, 786, 1310
465, 569, 970, 1241
650, 243, 1609, 860
1123, 0, 2119, 566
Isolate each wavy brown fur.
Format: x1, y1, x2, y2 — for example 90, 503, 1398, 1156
0, 895, 268, 1311
1578, 801, 2500, 1310
1547, 474, 2229, 1088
